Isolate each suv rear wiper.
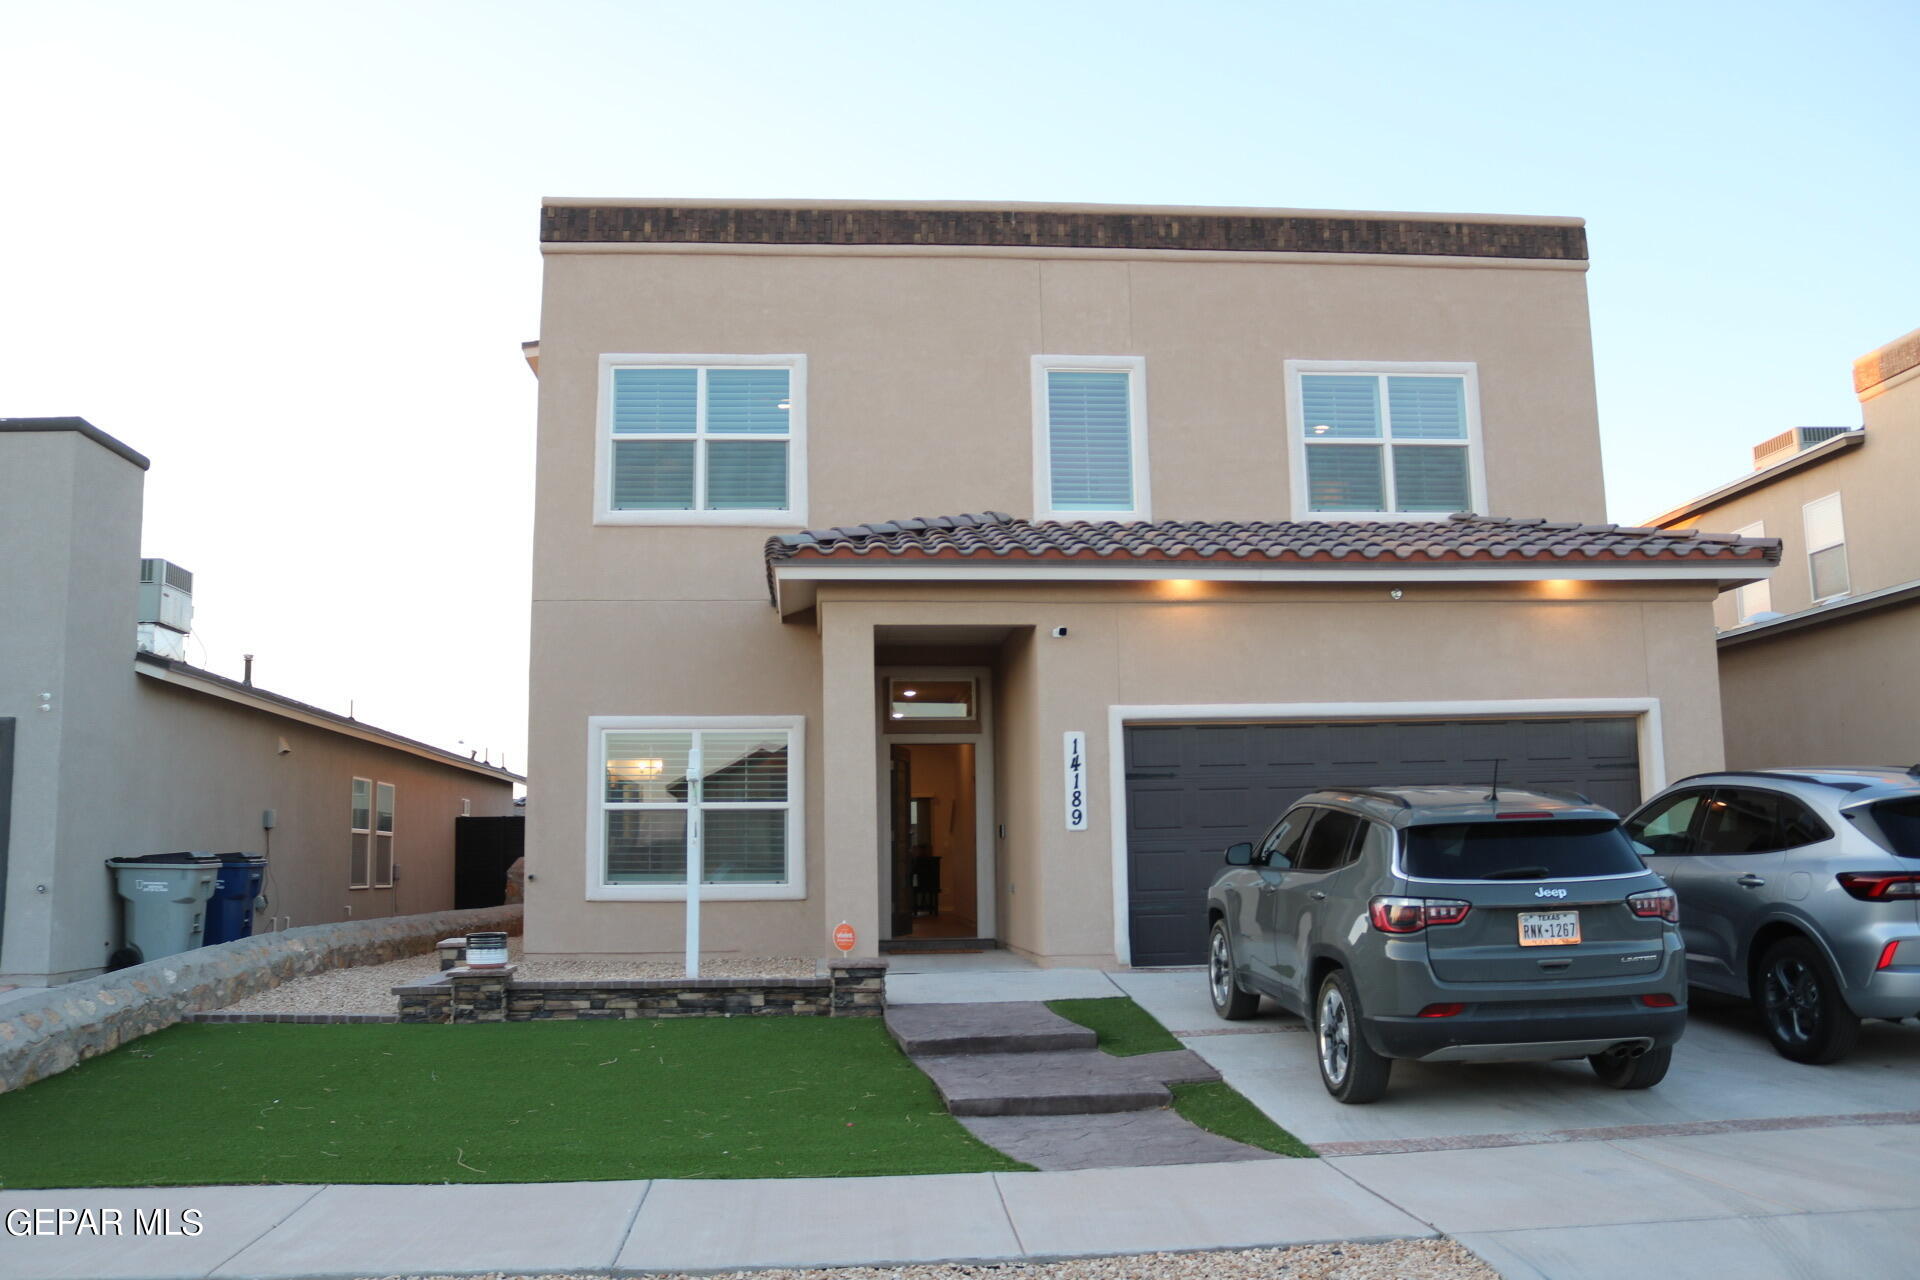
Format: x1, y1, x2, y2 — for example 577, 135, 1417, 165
1482, 866, 1552, 880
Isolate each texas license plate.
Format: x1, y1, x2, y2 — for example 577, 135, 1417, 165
1518, 910, 1581, 947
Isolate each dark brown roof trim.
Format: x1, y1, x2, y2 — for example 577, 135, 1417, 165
0, 416, 150, 470
1855, 326, 1920, 395
543, 205, 1587, 261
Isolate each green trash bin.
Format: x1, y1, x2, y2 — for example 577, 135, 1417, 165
105, 854, 221, 968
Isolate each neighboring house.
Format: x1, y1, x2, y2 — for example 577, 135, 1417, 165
1648, 325, 1920, 768
526, 198, 1778, 969
0, 418, 521, 988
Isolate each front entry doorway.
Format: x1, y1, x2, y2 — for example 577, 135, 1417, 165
889, 742, 980, 939
878, 665, 995, 945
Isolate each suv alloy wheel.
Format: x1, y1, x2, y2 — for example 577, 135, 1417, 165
1756, 936, 1861, 1064
1315, 969, 1391, 1103
1208, 920, 1259, 1020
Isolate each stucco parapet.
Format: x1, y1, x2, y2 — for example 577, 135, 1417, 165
1855, 325, 1920, 395
541, 201, 1587, 261
0, 905, 520, 1093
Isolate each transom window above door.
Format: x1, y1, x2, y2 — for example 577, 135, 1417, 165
1286, 362, 1484, 519
597, 355, 807, 526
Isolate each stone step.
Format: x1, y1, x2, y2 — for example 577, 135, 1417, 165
914, 1047, 1221, 1117
959, 1109, 1280, 1171
885, 1001, 1098, 1057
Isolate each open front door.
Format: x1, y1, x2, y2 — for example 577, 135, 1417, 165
890, 744, 914, 936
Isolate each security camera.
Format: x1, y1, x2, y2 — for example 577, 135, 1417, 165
1050, 626, 1069, 638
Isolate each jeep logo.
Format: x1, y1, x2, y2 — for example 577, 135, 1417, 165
1534, 887, 1568, 899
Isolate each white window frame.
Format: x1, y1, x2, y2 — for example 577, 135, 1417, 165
585, 715, 806, 902
1730, 521, 1772, 621
348, 777, 373, 890
1284, 360, 1487, 521
1802, 492, 1849, 603
1031, 355, 1151, 523
594, 354, 808, 527
373, 781, 396, 888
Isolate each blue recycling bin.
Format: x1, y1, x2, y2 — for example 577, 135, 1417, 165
203, 853, 266, 945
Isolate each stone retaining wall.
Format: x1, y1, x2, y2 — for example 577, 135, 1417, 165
0, 905, 521, 1093
395, 958, 887, 1023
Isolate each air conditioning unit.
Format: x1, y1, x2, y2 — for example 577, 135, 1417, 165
1753, 426, 1854, 470
137, 559, 193, 658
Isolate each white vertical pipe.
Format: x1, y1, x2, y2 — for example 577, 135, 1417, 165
686, 738, 702, 978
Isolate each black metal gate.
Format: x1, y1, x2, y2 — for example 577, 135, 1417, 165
454, 815, 524, 909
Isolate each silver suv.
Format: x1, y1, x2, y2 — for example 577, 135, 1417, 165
1624, 768, 1920, 1064
1207, 786, 1687, 1103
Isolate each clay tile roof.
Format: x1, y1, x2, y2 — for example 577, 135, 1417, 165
762, 511, 1782, 604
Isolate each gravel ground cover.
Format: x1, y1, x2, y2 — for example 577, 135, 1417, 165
356, 1240, 1495, 1279
219, 941, 816, 1016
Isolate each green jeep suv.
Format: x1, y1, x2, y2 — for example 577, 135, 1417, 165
1206, 785, 1688, 1103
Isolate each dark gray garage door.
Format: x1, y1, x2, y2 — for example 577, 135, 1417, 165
1123, 717, 1641, 967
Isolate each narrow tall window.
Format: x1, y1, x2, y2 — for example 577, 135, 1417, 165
1803, 493, 1849, 602
1289, 363, 1483, 517
1033, 356, 1149, 521
599, 356, 806, 525
373, 783, 396, 888
1730, 521, 1772, 621
349, 778, 372, 889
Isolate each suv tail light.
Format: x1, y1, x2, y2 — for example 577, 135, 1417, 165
1627, 888, 1679, 923
1837, 873, 1920, 901
1369, 896, 1471, 933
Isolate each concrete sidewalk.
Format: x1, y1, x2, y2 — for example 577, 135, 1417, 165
5, 1123, 1920, 1279
0, 1159, 1427, 1280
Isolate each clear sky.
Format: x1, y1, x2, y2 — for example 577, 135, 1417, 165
7, 0, 1916, 776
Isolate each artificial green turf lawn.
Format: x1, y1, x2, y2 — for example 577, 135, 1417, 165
1048, 995, 1315, 1158
0, 1020, 1029, 1188
1170, 1082, 1316, 1158
1045, 996, 1183, 1056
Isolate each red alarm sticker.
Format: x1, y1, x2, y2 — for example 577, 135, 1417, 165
833, 922, 857, 953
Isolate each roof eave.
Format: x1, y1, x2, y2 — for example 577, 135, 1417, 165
133, 653, 524, 782
769, 559, 1773, 616
1647, 431, 1865, 529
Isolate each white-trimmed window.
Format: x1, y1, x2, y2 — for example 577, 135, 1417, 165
587, 716, 805, 901
596, 355, 807, 526
349, 779, 394, 889
1803, 493, 1849, 602
1286, 361, 1485, 519
1032, 355, 1150, 522
1730, 521, 1772, 622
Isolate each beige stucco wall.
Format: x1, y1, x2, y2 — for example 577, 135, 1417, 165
527, 228, 1623, 964
1664, 365, 1920, 625
525, 573, 1727, 968
1717, 599, 1920, 769
819, 579, 1726, 967
531, 244, 1607, 609
0, 429, 517, 986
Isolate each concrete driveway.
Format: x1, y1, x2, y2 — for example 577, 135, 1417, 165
891, 958, 1920, 1277
1107, 970, 1920, 1152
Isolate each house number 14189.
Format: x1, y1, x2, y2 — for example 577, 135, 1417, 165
1063, 731, 1088, 830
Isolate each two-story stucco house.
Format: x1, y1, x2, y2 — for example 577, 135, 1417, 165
1649, 325, 1920, 769
525, 198, 1777, 970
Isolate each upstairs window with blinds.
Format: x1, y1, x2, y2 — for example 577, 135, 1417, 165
600, 357, 805, 524
1803, 493, 1850, 602
1291, 365, 1482, 517
593, 719, 802, 898
1033, 356, 1149, 521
